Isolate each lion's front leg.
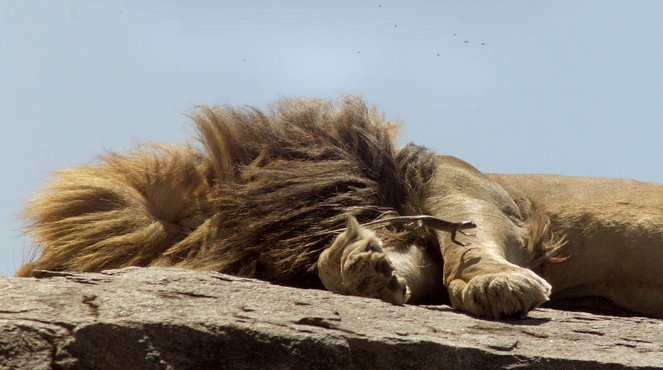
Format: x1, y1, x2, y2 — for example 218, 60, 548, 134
446, 263, 551, 318
317, 216, 410, 305
426, 157, 559, 318
442, 237, 552, 318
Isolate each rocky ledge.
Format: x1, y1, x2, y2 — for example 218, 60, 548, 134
0, 267, 660, 369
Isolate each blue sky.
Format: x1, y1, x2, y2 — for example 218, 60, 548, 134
1, 1, 661, 276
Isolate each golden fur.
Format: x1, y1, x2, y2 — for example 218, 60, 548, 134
19, 97, 663, 319
20, 97, 428, 287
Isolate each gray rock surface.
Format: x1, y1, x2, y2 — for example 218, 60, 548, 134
0, 267, 661, 369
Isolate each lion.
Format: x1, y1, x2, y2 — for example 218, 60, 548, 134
18, 97, 663, 319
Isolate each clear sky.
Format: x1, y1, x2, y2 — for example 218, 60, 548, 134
1, 1, 661, 276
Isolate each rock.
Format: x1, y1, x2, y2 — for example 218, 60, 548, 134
0, 267, 660, 369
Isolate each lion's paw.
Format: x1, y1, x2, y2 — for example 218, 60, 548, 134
340, 241, 410, 305
318, 215, 410, 305
448, 269, 551, 318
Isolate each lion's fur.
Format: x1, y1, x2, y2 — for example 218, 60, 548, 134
490, 174, 663, 317
20, 97, 439, 288
19, 96, 663, 318
425, 157, 662, 318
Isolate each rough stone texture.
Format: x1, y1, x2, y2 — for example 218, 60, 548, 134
0, 267, 661, 369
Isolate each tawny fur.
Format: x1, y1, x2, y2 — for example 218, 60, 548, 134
19, 96, 663, 318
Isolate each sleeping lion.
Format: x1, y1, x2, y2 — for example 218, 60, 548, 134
18, 97, 663, 319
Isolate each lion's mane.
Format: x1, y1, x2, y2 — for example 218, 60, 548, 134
20, 97, 438, 288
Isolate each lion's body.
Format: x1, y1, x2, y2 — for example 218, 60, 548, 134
413, 156, 663, 317
19, 97, 663, 319
491, 173, 663, 316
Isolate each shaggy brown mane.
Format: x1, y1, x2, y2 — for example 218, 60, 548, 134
20, 97, 439, 288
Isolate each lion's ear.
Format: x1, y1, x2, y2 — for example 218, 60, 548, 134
344, 215, 361, 240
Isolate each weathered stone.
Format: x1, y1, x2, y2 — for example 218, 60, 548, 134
0, 267, 660, 369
